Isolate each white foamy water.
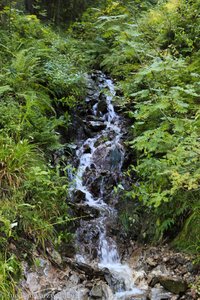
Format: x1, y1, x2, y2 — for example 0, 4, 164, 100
73, 72, 143, 299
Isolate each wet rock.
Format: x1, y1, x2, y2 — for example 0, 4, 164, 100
69, 273, 80, 285
89, 282, 114, 300
158, 275, 188, 294
121, 295, 147, 300
97, 94, 108, 115
87, 89, 96, 96
94, 135, 109, 148
83, 144, 91, 153
63, 258, 110, 281
148, 287, 172, 300
83, 127, 96, 138
88, 120, 107, 132
109, 146, 124, 171
78, 204, 100, 219
132, 270, 148, 289
93, 144, 124, 172
148, 276, 160, 287
74, 190, 86, 203
86, 174, 117, 200
90, 284, 103, 298
104, 271, 126, 293
86, 115, 102, 121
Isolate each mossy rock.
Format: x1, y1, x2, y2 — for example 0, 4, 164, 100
158, 276, 188, 294
173, 209, 200, 254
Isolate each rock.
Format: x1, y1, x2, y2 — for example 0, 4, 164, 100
148, 275, 159, 287
122, 295, 147, 300
104, 271, 126, 293
71, 200, 100, 219
86, 115, 102, 121
132, 270, 147, 288
83, 125, 96, 138
146, 257, 158, 267
69, 274, 80, 285
83, 144, 91, 153
89, 282, 114, 300
158, 275, 188, 294
151, 265, 170, 277
90, 284, 103, 298
49, 249, 62, 265
97, 95, 108, 115
109, 145, 124, 171
148, 287, 172, 300
74, 190, 86, 203
63, 257, 108, 281
101, 283, 114, 300
88, 120, 107, 132
54, 285, 89, 300
93, 144, 124, 172
78, 204, 100, 219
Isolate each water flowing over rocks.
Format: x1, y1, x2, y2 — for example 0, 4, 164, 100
19, 71, 199, 300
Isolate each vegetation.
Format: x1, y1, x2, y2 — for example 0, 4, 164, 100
0, 3, 88, 297
0, 0, 200, 297
73, 0, 200, 253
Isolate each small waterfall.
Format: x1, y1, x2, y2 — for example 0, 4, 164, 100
72, 71, 143, 299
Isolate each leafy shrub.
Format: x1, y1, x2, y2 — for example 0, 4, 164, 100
81, 0, 200, 251
0, 7, 89, 298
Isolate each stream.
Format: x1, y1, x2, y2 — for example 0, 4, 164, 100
72, 71, 145, 299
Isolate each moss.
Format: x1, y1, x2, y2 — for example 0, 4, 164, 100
173, 209, 200, 254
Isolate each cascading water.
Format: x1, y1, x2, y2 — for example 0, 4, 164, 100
72, 71, 144, 299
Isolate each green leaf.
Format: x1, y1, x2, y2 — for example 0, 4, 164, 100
0, 85, 12, 95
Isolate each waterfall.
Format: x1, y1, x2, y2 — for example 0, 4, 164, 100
72, 71, 143, 299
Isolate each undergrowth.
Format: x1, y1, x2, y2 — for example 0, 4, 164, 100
0, 6, 88, 297
75, 0, 200, 255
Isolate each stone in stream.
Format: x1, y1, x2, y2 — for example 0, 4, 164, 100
87, 120, 107, 132
97, 93, 108, 115
86, 115, 103, 122
147, 287, 173, 300
158, 275, 188, 294
89, 282, 114, 300
109, 146, 124, 171
93, 144, 124, 172
74, 190, 86, 203
84, 173, 116, 199
75, 203, 100, 219
83, 144, 91, 153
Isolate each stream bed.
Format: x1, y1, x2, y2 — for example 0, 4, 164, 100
72, 71, 145, 299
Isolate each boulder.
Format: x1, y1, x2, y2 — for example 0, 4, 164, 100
97, 94, 108, 115
93, 144, 123, 172
158, 275, 188, 294
148, 287, 172, 300
74, 190, 86, 203
90, 284, 103, 298
83, 144, 91, 153
90, 282, 114, 300
88, 121, 107, 132
54, 285, 89, 300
